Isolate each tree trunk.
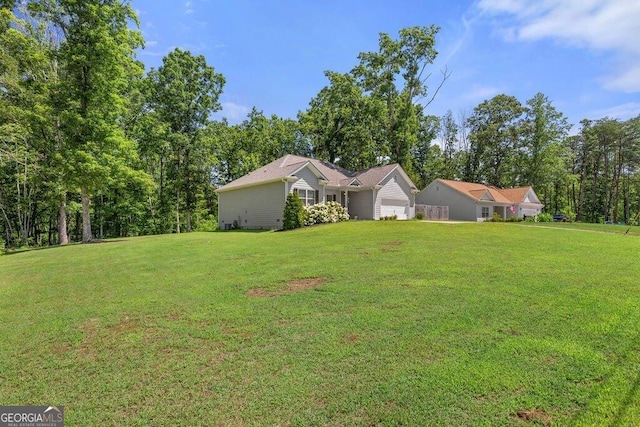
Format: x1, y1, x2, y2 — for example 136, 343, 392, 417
59, 195, 69, 245
186, 210, 192, 232
175, 192, 181, 234
81, 185, 92, 243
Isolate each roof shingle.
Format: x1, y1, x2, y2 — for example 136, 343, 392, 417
437, 179, 534, 204
217, 155, 416, 192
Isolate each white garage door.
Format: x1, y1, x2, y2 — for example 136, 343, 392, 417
380, 199, 408, 219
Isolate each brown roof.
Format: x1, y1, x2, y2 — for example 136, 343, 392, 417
437, 179, 534, 204
353, 164, 399, 188
217, 155, 417, 192
497, 187, 533, 204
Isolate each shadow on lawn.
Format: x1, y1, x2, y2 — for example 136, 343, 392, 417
2, 238, 128, 256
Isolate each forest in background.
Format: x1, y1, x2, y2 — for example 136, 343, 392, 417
2, 0, 640, 249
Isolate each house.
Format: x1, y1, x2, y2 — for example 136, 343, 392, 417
215, 154, 419, 229
416, 179, 544, 221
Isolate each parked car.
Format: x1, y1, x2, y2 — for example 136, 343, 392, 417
552, 213, 568, 222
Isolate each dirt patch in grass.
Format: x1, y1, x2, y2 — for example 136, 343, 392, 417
77, 317, 100, 360
110, 314, 138, 332
246, 277, 326, 297
383, 240, 403, 246
515, 408, 553, 425
51, 343, 72, 354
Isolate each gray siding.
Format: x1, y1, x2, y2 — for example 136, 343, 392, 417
375, 172, 413, 219
348, 190, 374, 220
218, 181, 286, 229
290, 167, 324, 202
291, 167, 319, 191
416, 181, 478, 221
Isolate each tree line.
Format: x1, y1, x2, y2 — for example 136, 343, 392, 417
2, 1, 639, 249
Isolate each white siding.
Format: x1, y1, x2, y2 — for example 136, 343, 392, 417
218, 181, 286, 229
349, 190, 374, 220
416, 181, 478, 221
375, 173, 413, 220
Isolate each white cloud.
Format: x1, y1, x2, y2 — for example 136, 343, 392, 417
587, 102, 640, 121
184, 1, 194, 14
463, 84, 502, 102
602, 64, 640, 93
145, 40, 158, 47
221, 102, 250, 121
476, 0, 640, 92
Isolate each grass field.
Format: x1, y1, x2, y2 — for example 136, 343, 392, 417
1, 221, 639, 425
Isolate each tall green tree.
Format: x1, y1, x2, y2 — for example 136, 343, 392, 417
439, 110, 459, 180
411, 113, 441, 188
466, 94, 525, 186
29, 0, 146, 243
147, 48, 225, 232
0, 7, 64, 247
353, 25, 448, 170
521, 93, 570, 189
299, 71, 383, 170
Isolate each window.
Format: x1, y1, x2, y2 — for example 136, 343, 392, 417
296, 188, 317, 206
481, 206, 490, 218
326, 194, 337, 203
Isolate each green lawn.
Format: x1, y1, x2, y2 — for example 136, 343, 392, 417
1, 221, 639, 426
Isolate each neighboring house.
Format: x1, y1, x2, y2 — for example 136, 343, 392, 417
216, 154, 419, 229
416, 178, 544, 221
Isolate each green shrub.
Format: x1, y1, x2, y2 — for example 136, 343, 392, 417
506, 216, 522, 222
486, 212, 503, 222
195, 214, 218, 231
562, 209, 576, 222
415, 212, 424, 220
537, 213, 554, 223
283, 192, 305, 230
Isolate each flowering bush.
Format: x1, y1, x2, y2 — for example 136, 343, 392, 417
304, 202, 349, 226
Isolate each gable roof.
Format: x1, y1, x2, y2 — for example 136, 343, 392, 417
498, 187, 540, 204
435, 179, 541, 205
216, 155, 417, 193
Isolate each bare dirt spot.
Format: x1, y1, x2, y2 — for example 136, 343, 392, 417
77, 317, 100, 360
51, 343, 72, 355
515, 408, 553, 425
346, 333, 359, 342
110, 314, 138, 333
383, 240, 403, 246
246, 277, 326, 297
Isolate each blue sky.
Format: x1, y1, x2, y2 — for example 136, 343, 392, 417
134, 0, 640, 130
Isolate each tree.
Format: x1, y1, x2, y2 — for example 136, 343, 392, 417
147, 48, 225, 232
283, 192, 304, 230
439, 110, 459, 180
466, 94, 525, 186
29, 0, 146, 243
0, 7, 65, 247
299, 71, 383, 171
411, 113, 441, 188
353, 25, 449, 169
521, 93, 570, 186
